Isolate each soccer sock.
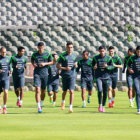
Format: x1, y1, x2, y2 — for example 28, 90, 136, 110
112, 97, 115, 101
129, 99, 132, 103
0, 105, 1, 109
99, 104, 102, 107
50, 95, 53, 98
69, 104, 73, 109
40, 100, 43, 107
132, 98, 135, 102
52, 102, 56, 105
83, 100, 86, 105
3, 105, 7, 108
109, 99, 112, 103
17, 96, 20, 101
138, 109, 140, 112
37, 102, 41, 108
88, 94, 91, 99
62, 100, 65, 103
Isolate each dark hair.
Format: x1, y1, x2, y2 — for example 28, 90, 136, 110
38, 42, 44, 47
136, 46, 140, 50
66, 41, 73, 47
0, 46, 6, 52
109, 46, 114, 50
99, 46, 106, 50
52, 53, 57, 58
82, 50, 89, 55
18, 47, 25, 52
128, 47, 135, 53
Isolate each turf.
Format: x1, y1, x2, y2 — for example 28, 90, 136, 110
0, 91, 140, 140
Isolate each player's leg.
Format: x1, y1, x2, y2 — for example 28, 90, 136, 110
47, 84, 53, 103
96, 78, 103, 112
0, 91, 2, 114
81, 78, 86, 107
132, 87, 135, 102
111, 76, 118, 107
133, 77, 140, 114
61, 78, 68, 110
108, 78, 112, 107
127, 75, 134, 107
52, 84, 58, 107
87, 79, 93, 104
102, 79, 109, 112
68, 77, 76, 113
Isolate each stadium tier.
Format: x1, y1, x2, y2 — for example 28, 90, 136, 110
0, 0, 140, 26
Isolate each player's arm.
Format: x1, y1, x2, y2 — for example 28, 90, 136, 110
127, 56, 134, 74
92, 56, 97, 69
105, 57, 114, 70
31, 54, 37, 68
122, 57, 126, 73
113, 57, 123, 69
76, 60, 81, 73
56, 55, 71, 71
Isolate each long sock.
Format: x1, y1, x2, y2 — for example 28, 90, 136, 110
132, 98, 135, 102
20, 100, 23, 105
62, 100, 65, 103
112, 97, 115, 101
109, 99, 112, 103
3, 105, 7, 108
40, 100, 43, 107
37, 102, 41, 108
17, 96, 20, 100
69, 104, 73, 110
0, 105, 1, 109
83, 100, 86, 105
129, 99, 132, 103
52, 102, 56, 105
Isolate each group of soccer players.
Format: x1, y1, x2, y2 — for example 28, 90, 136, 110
0, 41, 140, 115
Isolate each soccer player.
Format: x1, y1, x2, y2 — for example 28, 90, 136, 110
11, 47, 27, 107
76, 50, 93, 108
108, 46, 123, 107
31, 42, 53, 113
128, 46, 140, 114
92, 46, 113, 112
47, 53, 60, 107
0, 47, 11, 114
122, 48, 135, 107
56, 41, 77, 113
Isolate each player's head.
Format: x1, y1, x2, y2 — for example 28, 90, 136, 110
136, 46, 140, 57
37, 42, 45, 54
66, 41, 73, 54
99, 46, 106, 57
128, 48, 135, 56
82, 50, 89, 60
108, 46, 115, 56
0, 47, 7, 57
18, 47, 25, 56
52, 53, 58, 62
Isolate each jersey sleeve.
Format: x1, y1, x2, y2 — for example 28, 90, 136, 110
47, 53, 53, 62
116, 56, 122, 65
57, 55, 63, 64
106, 57, 114, 70
76, 60, 81, 73
92, 56, 97, 67
122, 57, 126, 73
127, 56, 133, 69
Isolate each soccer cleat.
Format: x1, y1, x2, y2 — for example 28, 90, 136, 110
136, 111, 140, 115
87, 97, 91, 103
50, 97, 53, 103
38, 108, 42, 113
112, 101, 115, 107
68, 108, 73, 113
129, 102, 134, 108
16, 100, 20, 107
3, 107, 7, 114
98, 107, 103, 112
52, 104, 56, 108
61, 102, 65, 110
109, 103, 113, 108
102, 108, 106, 112
82, 104, 86, 108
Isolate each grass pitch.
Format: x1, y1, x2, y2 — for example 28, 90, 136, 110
0, 91, 140, 140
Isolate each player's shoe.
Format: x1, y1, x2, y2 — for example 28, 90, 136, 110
98, 107, 103, 112
112, 101, 115, 107
129, 102, 134, 107
136, 111, 140, 115
0, 108, 1, 114
16, 100, 20, 107
52, 104, 56, 108
109, 103, 113, 108
87, 97, 91, 103
38, 108, 42, 113
82, 104, 86, 108
102, 108, 106, 112
61, 102, 65, 110
68, 108, 73, 113
50, 97, 53, 103
3, 107, 7, 114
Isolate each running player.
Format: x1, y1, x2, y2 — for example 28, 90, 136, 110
0, 47, 11, 114
92, 46, 113, 112
56, 42, 77, 113
76, 50, 93, 108
122, 48, 135, 107
11, 47, 27, 107
47, 53, 60, 107
108, 46, 123, 107
31, 42, 53, 113
128, 46, 140, 114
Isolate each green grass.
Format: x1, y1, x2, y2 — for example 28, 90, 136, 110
0, 91, 140, 140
